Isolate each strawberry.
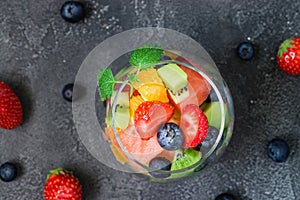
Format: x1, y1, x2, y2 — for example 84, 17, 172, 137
0, 81, 23, 129
44, 168, 82, 200
134, 101, 174, 139
277, 37, 300, 75
180, 104, 208, 148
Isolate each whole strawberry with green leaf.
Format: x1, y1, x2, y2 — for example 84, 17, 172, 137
277, 37, 300, 75
44, 168, 82, 200
0, 81, 23, 129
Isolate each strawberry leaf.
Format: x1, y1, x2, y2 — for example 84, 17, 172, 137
97, 68, 116, 101
129, 44, 163, 70
278, 38, 294, 57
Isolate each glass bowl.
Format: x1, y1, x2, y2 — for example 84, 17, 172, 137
72, 28, 234, 182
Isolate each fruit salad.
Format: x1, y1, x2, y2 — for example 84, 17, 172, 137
97, 45, 233, 180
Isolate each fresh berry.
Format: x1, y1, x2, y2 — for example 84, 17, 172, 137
134, 101, 174, 139
0, 81, 23, 129
215, 193, 237, 200
237, 42, 254, 60
277, 37, 300, 75
267, 138, 290, 162
0, 162, 17, 182
149, 157, 171, 178
44, 168, 82, 200
160, 55, 172, 61
157, 55, 172, 67
61, 1, 85, 23
62, 83, 74, 102
157, 122, 184, 150
198, 126, 219, 154
180, 104, 209, 148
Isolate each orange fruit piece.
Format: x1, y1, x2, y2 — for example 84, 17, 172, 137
105, 126, 129, 164
168, 109, 181, 125
164, 50, 181, 60
137, 84, 169, 103
133, 68, 164, 89
110, 144, 128, 164
129, 95, 145, 119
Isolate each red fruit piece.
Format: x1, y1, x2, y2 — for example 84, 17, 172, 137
134, 101, 174, 139
0, 81, 23, 129
180, 66, 211, 105
44, 168, 82, 200
180, 104, 208, 148
119, 125, 165, 165
277, 37, 300, 75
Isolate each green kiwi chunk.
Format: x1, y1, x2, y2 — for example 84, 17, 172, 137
113, 92, 130, 129
171, 148, 202, 170
157, 63, 188, 93
201, 102, 230, 129
169, 149, 201, 179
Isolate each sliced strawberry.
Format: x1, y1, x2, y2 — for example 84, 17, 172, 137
180, 104, 208, 148
134, 101, 174, 139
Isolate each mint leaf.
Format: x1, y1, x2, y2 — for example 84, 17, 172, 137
97, 68, 116, 101
128, 73, 139, 83
129, 44, 163, 70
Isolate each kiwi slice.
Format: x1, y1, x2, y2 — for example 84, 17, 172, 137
201, 102, 230, 129
157, 64, 189, 104
171, 149, 202, 170
112, 92, 130, 129
170, 148, 201, 178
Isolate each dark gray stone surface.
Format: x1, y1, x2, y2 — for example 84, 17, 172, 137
0, 0, 299, 199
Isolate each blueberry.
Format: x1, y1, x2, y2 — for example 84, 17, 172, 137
237, 42, 254, 60
0, 162, 17, 182
215, 193, 236, 200
157, 123, 184, 151
149, 157, 171, 178
194, 126, 222, 172
62, 83, 74, 102
160, 55, 172, 61
61, 1, 85, 23
199, 126, 219, 155
267, 138, 290, 162
157, 55, 172, 67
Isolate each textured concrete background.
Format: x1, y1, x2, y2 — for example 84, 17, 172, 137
0, 0, 300, 199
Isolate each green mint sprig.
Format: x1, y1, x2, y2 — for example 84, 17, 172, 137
97, 44, 163, 101
97, 68, 116, 101
129, 44, 163, 70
